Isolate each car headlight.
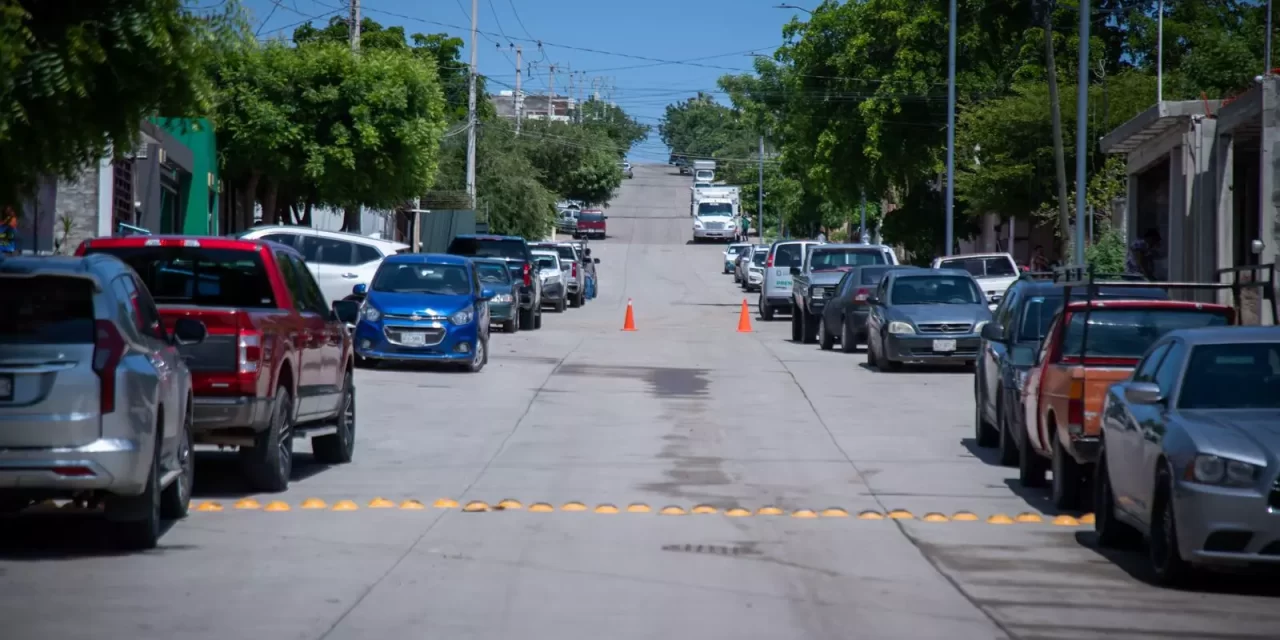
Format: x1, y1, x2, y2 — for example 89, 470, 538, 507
1190, 454, 1260, 487
360, 303, 381, 323
450, 308, 475, 325
887, 321, 915, 335
490, 293, 513, 304
694, 221, 704, 228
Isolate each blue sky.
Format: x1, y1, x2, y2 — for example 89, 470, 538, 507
240, 0, 806, 162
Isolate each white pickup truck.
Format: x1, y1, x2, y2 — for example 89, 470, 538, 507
931, 252, 1021, 310
692, 186, 740, 242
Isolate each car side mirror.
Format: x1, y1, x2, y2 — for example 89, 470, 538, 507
866, 295, 880, 305
479, 288, 495, 301
980, 322, 1005, 342
1124, 381, 1164, 405
331, 299, 360, 325
172, 318, 207, 345
593, 258, 600, 264
352, 283, 368, 296
790, 266, 800, 276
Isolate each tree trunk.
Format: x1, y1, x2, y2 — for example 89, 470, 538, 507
261, 180, 279, 225
236, 172, 261, 232
342, 204, 361, 233
1044, 7, 1073, 262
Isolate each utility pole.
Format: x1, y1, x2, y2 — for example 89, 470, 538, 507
567, 65, 576, 123
547, 64, 556, 119
349, 0, 361, 50
1157, 0, 1164, 102
464, 0, 478, 208
944, 0, 956, 256
860, 191, 868, 243
514, 46, 522, 136
1074, 0, 1090, 264
757, 135, 764, 240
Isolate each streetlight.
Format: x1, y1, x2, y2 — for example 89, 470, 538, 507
945, 0, 957, 256
774, 4, 813, 14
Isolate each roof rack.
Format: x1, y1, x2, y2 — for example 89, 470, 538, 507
1051, 263, 1278, 327
1018, 270, 1057, 282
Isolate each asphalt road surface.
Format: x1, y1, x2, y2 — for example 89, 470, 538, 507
3, 164, 1277, 639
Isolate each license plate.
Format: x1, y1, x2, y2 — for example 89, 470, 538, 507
0, 374, 11, 400
932, 339, 957, 352
401, 332, 427, 346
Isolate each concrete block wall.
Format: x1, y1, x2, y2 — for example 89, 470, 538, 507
53, 164, 105, 254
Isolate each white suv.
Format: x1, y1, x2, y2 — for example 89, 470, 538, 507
239, 226, 409, 304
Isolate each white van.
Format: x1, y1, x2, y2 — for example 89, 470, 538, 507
758, 239, 822, 320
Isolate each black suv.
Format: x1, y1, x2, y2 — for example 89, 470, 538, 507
447, 234, 543, 330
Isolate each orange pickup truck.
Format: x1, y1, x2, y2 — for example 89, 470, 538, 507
1020, 299, 1233, 508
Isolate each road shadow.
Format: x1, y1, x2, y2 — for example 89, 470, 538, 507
191, 451, 332, 500
0, 512, 193, 561
1074, 530, 1280, 597
959, 437, 1005, 467
997, 477, 1098, 517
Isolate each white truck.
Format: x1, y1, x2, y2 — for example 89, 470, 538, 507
931, 252, 1021, 310
692, 160, 716, 183
692, 186, 740, 242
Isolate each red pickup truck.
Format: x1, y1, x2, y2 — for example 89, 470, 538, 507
575, 210, 607, 240
77, 236, 356, 492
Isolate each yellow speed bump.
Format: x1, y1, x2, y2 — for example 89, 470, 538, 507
528, 502, 555, 512
626, 503, 651, 513
691, 505, 717, 514
196, 501, 223, 512
922, 512, 949, 523
858, 510, 884, 520
433, 498, 459, 509
952, 511, 979, 521
561, 502, 588, 512
756, 506, 784, 516
332, 500, 359, 511
594, 504, 620, 514
497, 499, 523, 510
791, 509, 818, 519
300, 498, 328, 510
887, 509, 914, 520
400, 500, 426, 510
725, 507, 752, 517
1015, 512, 1043, 524
659, 506, 686, 515
1052, 514, 1080, 526
1079, 513, 1096, 524
369, 497, 397, 508
234, 498, 261, 510
264, 501, 291, 512
987, 513, 1014, 524
462, 501, 490, 512
821, 508, 849, 518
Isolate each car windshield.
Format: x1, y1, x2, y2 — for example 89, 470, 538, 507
372, 263, 472, 295
1178, 343, 1280, 409
772, 244, 804, 267
939, 256, 1017, 277
82, 246, 276, 308
0, 275, 95, 344
447, 238, 525, 260
890, 275, 983, 305
730, 245, 751, 256
752, 252, 767, 266
534, 255, 559, 270
1060, 309, 1230, 358
475, 263, 511, 284
809, 248, 886, 271
551, 245, 577, 261
698, 203, 733, 216
579, 213, 604, 223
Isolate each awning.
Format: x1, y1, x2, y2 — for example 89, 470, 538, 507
1100, 100, 1220, 154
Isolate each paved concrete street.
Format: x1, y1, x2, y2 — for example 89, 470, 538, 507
2, 163, 1278, 639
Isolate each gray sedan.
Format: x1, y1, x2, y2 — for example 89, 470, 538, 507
1095, 326, 1280, 586
865, 268, 993, 371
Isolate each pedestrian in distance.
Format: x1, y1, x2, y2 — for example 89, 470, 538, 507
1125, 228, 1161, 281
1030, 245, 1050, 271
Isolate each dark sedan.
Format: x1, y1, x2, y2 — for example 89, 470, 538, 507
819, 265, 917, 352
474, 258, 519, 333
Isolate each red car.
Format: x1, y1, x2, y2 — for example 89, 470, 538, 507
574, 210, 607, 240
77, 236, 357, 492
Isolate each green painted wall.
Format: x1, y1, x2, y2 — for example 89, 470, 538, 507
153, 117, 219, 235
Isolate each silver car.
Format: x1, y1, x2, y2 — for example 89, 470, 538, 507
865, 268, 993, 370
742, 247, 768, 292
0, 254, 208, 549
1096, 326, 1280, 585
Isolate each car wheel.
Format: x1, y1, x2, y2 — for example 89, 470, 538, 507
533, 309, 543, 329
761, 298, 774, 321
840, 316, 857, 353
519, 305, 536, 330
1051, 432, 1084, 510
1149, 470, 1192, 586
466, 337, 487, 373
877, 333, 901, 371
1094, 448, 1142, 549
818, 316, 834, 350
106, 417, 163, 550
1018, 421, 1048, 488
240, 386, 294, 493
790, 307, 802, 341
159, 403, 195, 519
974, 382, 998, 448
556, 296, 567, 312
312, 372, 356, 464
503, 319, 518, 333
996, 390, 1019, 467
570, 291, 582, 308
801, 311, 819, 344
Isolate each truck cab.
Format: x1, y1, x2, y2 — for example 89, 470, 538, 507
693, 160, 716, 182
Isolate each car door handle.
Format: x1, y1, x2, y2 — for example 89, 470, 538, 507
341, 273, 359, 279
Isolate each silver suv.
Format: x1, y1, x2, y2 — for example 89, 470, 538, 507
0, 254, 208, 549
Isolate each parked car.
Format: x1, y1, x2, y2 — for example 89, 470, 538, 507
865, 268, 993, 371
819, 265, 917, 352
575, 210, 607, 240
1095, 326, 1280, 585
734, 244, 759, 283
0, 254, 208, 548
723, 242, 752, 275
238, 226, 409, 307
351, 253, 492, 372
556, 209, 579, 235
619, 161, 634, 179
474, 258, 519, 333
758, 239, 822, 321
446, 234, 542, 330
932, 252, 1020, 310
532, 242, 586, 307
77, 236, 357, 493
742, 247, 768, 292
791, 244, 899, 345
1019, 297, 1233, 509
973, 276, 1168, 466
532, 249, 568, 313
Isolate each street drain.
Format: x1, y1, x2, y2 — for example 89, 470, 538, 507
661, 543, 759, 556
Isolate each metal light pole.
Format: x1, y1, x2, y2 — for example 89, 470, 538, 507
860, 191, 868, 243
1157, 0, 1163, 102
1267, 0, 1274, 74
944, 0, 956, 256
1073, 0, 1090, 265
758, 135, 765, 241
465, 0, 478, 208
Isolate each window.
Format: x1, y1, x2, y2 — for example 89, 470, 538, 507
1131, 343, 1171, 383
1152, 341, 1186, 395
808, 248, 886, 271
371, 264, 472, 296
835, 271, 855, 297
0, 275, 96, 344
259, 233, 298, 248
290, 254, 330, 312
578, 213, 605, 223
274, 252, 308, 312
82, 246, 276, 308
1018, 295, 1064, 343
860, 266, 894, 285
751, 251, 766, 266
476, 262, 512, 284
1059, 309, 1230, 359
129, 274, 167, 340
889, 275, 983, 305
446, 237, 528, 260
1178, 342, 1280, 409
996, 288, 1019, 341
697, 203, 734, 216
298, 236, 355, 265
354, 243, 382, 265
938, 256, 1017, 277
772, 244, 803, 267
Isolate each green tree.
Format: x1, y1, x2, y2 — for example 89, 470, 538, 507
519, 120, 622, 205
0, 0, 242, 209
435, 120, 557, 238
579, 98, 650, 157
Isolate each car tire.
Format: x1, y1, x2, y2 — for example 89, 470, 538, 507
761, 298, 774, 321
996, 390, 1019, 467
519, 305, 536, 330
533, 309, 543, 329
974, 382, 998, 448
159, 403, 195, 520
801, 311, 819, 344
790, 307, 802, 342
570, 291, 583, 308
107, 418, 164, 550
1051, 433, 1084, 510
241, 386, 294, 493
818, 316, 834, 350
1018, 421, 1048, 488
1094, 448, 1142, 549
840, 316, 857, 353
1149, 471, 1192, 586
312, 372, 356, 464
876, 333, 901, 371
465, 337, 487, 373
503, 319, 518, 333
554, 296, 567, 313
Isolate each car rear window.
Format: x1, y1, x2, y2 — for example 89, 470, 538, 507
1178, 343, 1280, 409
475, 263, 511, 284
810, 248, 885, 271
860, 266, 896, 285
938, 256, 1016, 277
447, 238, 527, 260
579, 213, 604, 223
772, 243, 803, 267
82, 247, 276, 308
1059, 308, 1231, 359
752, 252, 767, 266
539, 245, 576, 261
1020, 289, 1171, 342
0, 276, 96, 344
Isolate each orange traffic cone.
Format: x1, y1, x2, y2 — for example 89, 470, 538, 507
737, 299, 753, 333
622, 299, 637, 331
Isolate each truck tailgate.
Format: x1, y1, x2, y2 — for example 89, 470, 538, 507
1076, 366, 1134, 433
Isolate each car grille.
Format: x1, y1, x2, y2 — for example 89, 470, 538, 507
384, 326, 446, 346
704, 222, 725, 230
917, 322, 973, 334
384, 312, 448, 321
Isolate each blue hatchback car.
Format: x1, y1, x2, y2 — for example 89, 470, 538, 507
352, 253, 493, 372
